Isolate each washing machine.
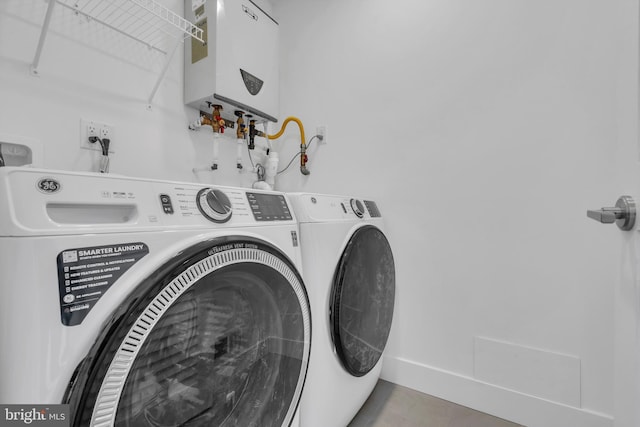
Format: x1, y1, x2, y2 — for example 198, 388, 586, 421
0, 167, 310, 427
288, 193, 396, 427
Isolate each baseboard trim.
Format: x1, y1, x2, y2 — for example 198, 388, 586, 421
381, 356, 612, 427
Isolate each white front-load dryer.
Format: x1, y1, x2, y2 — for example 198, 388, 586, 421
289, 193, 396, 427
0, 168, 310, 427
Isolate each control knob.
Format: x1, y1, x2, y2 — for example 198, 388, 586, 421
350, 198, 365, 218
196, 188, 232, 223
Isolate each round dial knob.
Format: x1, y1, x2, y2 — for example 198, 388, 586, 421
350, 198, 365, 218
196, 188, 232, 223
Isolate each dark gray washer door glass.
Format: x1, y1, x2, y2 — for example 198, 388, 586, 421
113, 263, 305, 426
331, 225, 396, 377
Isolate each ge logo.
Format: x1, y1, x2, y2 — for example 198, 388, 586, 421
37, 177, 62, 194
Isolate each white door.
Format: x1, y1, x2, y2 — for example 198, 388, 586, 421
592, 2, 640, 426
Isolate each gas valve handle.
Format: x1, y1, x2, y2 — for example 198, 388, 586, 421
586, 196, 636, 231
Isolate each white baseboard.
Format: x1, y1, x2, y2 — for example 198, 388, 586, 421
381, 356, 613, 427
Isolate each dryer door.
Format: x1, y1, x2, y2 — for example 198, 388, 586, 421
66, 238, 310, 427
330, 225, 396, 377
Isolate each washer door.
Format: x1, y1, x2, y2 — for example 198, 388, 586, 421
66, 238, 310, 427
330, 225, 396, 377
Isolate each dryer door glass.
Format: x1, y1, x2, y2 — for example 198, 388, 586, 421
331, 225, 396, 377
66, 239, 310, 427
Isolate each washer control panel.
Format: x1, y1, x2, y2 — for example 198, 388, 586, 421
157, 186, 295, 225
196, 188, 233, 223
0, 168, 298, 235
246, 192, 292, 221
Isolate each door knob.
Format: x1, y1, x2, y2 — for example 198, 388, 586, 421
587, 195, 636, 231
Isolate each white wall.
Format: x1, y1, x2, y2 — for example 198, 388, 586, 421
273, 1, 625, 426
0, 0, 628, 426
0, 0, 266, 187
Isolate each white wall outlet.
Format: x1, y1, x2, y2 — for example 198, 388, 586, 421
316, 125, 327, 144
87, 122, 98, 138
80, 119, 115, 152
100, 125, 111, 140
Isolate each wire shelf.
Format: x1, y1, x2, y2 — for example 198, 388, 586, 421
54, 0, 204, 54
30, 0, 204, 106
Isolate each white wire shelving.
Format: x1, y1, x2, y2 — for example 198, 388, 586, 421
30, 0, 205, 107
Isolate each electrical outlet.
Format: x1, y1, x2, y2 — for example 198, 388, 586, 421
87, 122, 98, 138
100, 125, 111, 140
316, 125, 327, 144
80, 119, 115, 152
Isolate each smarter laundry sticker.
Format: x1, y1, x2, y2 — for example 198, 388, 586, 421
57, 242, 149, 326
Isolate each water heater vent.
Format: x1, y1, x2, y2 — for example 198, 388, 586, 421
240, 69, 264, 95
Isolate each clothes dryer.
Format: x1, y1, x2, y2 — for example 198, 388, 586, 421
289, 193, 395, 427
0, 168, 310, 427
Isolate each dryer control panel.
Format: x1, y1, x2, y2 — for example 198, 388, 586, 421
288, 193, 382, 224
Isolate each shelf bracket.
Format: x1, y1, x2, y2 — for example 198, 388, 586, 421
30, 0, 57, 76
147, 37, 182, 109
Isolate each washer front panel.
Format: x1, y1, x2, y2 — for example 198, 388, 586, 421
67, 239, 310, 427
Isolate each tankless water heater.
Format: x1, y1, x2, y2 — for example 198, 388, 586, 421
184, 0, 279, 124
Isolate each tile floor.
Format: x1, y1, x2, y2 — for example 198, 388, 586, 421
347, 380, 525, 427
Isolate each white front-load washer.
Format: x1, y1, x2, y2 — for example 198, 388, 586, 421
0, 167, 310, 427
289, 193, 396, 427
